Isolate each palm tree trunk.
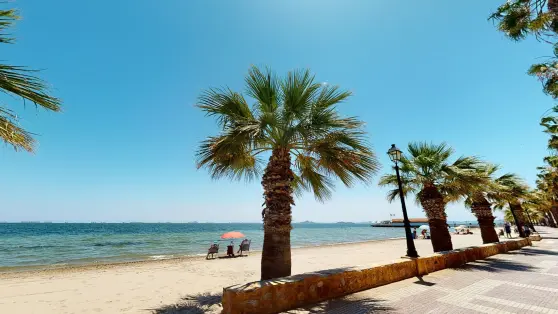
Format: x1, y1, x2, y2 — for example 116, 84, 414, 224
550, 0, 558, 30
551, 203, 558, 227
419, 185, 452, 252
260, 148, 294, 280
547, 212, 557, 228
549, 0, 558, 15
510, 202, 526, 238
471, 195, 499, 244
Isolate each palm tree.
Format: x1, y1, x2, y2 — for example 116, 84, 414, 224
492, 174, 530, 237
525, 190, 556, 227
379, 142, 485, 252
197, 66, 379, 280
489, 2, 558, 98
0, 9, 61, 151
538, 107, 558, 224
503, 208, 515, 223
489, 0, 558, 41
463, 164, 503, 244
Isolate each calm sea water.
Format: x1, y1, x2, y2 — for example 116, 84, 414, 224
0, 223, 407, 271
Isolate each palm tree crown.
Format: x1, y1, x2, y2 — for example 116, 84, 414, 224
379, 142, 485, 204
197, 66, 379, 201
490, 174, 530, 209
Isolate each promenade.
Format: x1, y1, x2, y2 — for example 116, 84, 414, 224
293, 227, 558, 314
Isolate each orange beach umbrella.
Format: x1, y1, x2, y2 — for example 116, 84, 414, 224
220, 231, 245, 239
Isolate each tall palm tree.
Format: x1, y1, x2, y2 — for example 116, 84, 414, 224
0, 9, 61, 151
197, 66, 379, 280
379, 142, 484, 252
492, 174, 530, 237
463, 164, 504, 244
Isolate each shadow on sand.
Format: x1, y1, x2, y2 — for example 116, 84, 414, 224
150, 292, 222, 314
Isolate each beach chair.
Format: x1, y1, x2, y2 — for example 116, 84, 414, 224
206, 243, 219, 260
238, 239, 251, 256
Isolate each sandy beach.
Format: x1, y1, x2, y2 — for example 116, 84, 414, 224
0, 229, 499, 313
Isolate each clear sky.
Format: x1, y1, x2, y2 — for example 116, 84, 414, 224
0, 1, 552, 223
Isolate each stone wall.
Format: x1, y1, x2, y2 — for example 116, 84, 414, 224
221, 238, 533, 314
530, 234, 542, 241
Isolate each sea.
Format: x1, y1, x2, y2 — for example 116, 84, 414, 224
0, 221, 483, 272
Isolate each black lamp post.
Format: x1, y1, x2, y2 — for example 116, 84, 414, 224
387, 144, 419, 258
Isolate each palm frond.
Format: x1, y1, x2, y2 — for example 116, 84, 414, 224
197, 87, 254, 128
280, 69, 321, 123
245, 66, 279, 114
0, 107, 34, 152
0, 9, 18, 44
303, 130, 379, 187
196, 131, 262, 181
378, 172, 416, 203
0, 64, 61, 111
293, 154, 335, 202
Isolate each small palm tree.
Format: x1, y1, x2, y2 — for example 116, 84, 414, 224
197, 66, 379, 280
0, 9, 61, 151
379, 142, 484, 252
492, 174, 530, 237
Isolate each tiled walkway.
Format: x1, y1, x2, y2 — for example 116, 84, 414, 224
291, 227, 558, 314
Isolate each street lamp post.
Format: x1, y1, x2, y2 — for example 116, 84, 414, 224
387, 144, 419, 258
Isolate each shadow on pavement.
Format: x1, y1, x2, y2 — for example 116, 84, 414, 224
414, 276, 436, 286
453, 257, 536, 273
508, 248, 558, 256
286, 297, 394, 314
150, 292, 222, 314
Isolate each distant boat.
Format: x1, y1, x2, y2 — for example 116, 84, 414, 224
371, 218, 428, 228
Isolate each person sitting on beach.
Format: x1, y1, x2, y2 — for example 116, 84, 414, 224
421, 229, 427, 239
237, 239, 249, 254
499, 229, 505, 237
226, 241, 235, 257
466, 228, 473, 235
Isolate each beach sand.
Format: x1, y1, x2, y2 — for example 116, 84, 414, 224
0, 229, 499, 313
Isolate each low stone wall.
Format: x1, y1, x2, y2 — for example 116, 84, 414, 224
221, 238, 532, 314
530, 234, 542, 241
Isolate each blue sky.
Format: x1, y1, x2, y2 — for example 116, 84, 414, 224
0, 1, 551, 222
